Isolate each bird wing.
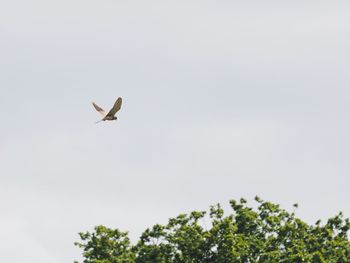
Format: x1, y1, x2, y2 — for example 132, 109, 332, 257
92, 102, 106, 116
106, 97, 122, 116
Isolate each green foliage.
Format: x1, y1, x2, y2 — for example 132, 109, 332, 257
75, 197, 350, 262
74, 225, 135, 263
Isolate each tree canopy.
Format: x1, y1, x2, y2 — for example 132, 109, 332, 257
75, 197, 350, 262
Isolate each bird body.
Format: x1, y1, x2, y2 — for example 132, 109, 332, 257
92, 97, 122, 123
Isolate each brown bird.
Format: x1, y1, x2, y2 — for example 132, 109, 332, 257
92, 97, 122, 123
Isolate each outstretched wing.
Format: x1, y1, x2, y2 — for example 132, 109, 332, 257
106, 97, 122, 117
92, 102, 106, 116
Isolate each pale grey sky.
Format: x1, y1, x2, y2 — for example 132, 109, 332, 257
1, 0, 350, 262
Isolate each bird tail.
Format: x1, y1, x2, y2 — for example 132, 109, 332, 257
95, 119, 103, 124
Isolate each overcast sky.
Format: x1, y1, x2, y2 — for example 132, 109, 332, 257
1, 0, 350, 262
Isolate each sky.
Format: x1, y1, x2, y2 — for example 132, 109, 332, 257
1, 0, 350, 262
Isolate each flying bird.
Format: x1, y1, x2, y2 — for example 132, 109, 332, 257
92, 97, 122, 123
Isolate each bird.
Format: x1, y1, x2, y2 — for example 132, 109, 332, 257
92, 97, 122, 123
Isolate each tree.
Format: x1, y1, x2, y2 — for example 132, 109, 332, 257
75, 197, 350, 262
